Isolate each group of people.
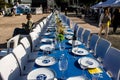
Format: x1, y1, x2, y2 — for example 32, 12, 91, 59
98, 7, 120, 38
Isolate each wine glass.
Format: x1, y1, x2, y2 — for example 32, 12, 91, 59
58, 54, 68, 80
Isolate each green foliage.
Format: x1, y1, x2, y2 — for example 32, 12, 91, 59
57, 33, 65, 42
0, 0, 12, 9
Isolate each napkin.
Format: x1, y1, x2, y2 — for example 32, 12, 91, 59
88, 68, 103, 74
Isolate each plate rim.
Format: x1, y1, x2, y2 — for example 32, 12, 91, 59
79, 57, 99, 68
72, 48, 89, 56
68, 40, 82, 45
35, 56, 56, 66
27, 68, 56, 80
40, 44, 53, 51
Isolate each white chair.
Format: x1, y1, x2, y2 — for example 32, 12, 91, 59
20, 37, 38, 61
39, 21, 44, 29
0, 54, 20, 80
32, 24, 41, 34
29, 32, 39, 52
103, 47, 120, 80
12, 44, 28, 75
20, 37, 31, 56
0, 34, 20, 57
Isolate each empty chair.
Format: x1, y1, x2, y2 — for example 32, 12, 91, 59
89, 34, 100, 52
103, 47, 120, 80
20, 37, 31, 56
95, 38, 111, 62
20, 37, 38, 61
0, 54, 20, 80
29, 32, 39, 52
66, 18, 70, 27
39, 21, 44, 29
12, 44, 28, 75
77, 27, 84, 42
0, 34, 20, 57
82, 29, 91, 46
32, 24, 41, 34
43, 18, 47, 25
73, 23, 79, 32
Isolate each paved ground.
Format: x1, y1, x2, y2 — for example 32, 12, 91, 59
0, 12, 120, 50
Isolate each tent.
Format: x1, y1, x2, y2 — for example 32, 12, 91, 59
100, 0, 116, 7
91, 2, 103, 8
111, 0, 120, 7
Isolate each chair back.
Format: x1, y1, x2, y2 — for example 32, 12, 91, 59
29, 32, 39, 51
20, 37, 31, 55
95, 38, 111, 62
39, 21, 44, 29
32, 24, 41, 34
77, 27, 84, 42
82, 29, 91, 46
103, 47, 120, 80
66, 18, 70, 27
12, 44, 27, 75
89, 34, 100, 51
73, 23, 79, 32
0, 54, 20, 80
7, 34, 20, 53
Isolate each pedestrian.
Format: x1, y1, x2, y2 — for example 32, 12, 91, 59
65, 8, 67, 16
112, 8, 120, 34
98, 7, 111, 38
12, 13, 33, 36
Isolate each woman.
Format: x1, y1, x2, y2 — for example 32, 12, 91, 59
98, 8, 111, 38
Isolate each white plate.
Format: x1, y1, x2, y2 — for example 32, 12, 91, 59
67, 76, 88, 80
41, 38, 53, 43
65, 31, 74, 35
44, 32, 51, 35
68, 40, 82, 46
72, 47, 89, 56
27, 68, 55, 80
78, 57, 99, 68
35, 56, 56, 66
40, 44, 53, 51
66, 35, 73, 40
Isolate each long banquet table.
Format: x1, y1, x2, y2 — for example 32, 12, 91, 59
27, 14, 112, 80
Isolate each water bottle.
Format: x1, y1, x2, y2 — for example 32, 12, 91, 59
72, 30, 76, 48
59, 54, 68, 71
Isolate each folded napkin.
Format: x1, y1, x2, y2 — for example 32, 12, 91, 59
88, 68, 103, 74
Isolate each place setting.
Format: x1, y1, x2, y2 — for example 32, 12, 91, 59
40, 44, 54, 52
40, 38, 53, 43
78, 57, 100, 69
35, 56, 56, 66
65, 35, 73, 40
67, 75, 88, 80
27, 68, 56, 80
68, 40, 82, 46
72, 47, 89, 56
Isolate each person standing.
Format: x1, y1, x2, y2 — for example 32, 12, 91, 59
98, 7, 111, 38
112, 8, 120, 34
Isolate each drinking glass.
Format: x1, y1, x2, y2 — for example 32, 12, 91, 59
59, 42, 65, 52
58, 54, 68, 80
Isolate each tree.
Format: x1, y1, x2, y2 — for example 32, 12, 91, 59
0, 0, 11, 9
